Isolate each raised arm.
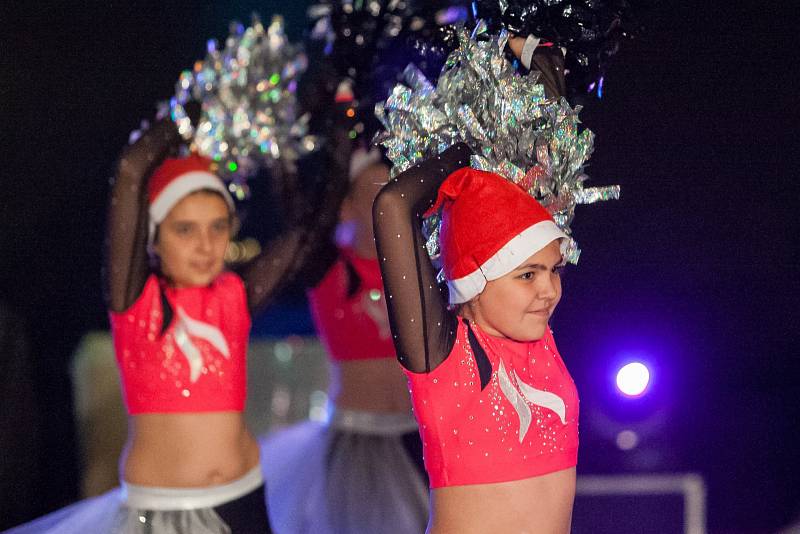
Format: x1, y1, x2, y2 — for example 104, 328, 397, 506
106, 119, 182, 312
238, 128, 352, 315
372, 143, 472, 373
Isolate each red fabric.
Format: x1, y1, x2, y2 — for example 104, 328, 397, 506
406, 320, 579, 488
425, 167, 556, 282
110, 272, 251, 414
147, 154, 216, 205
307, 248, 396, 361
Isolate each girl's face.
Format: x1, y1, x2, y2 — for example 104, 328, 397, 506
154, 191, 232, 288
463, 239, 564, 342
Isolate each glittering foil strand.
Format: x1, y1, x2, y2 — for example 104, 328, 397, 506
169, 15, 316, 192
574, 185, 620, 204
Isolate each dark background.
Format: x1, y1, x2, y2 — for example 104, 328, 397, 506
1, 1, 797, 532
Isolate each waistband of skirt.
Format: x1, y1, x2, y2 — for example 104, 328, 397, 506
121, 465, 263, 511
327, 406, 419, 436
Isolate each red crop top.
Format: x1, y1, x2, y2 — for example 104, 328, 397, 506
109, 272, 251, 415
307, 247, 396, 362
406, 319, 579, 488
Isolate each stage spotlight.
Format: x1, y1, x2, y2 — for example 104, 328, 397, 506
616, 362, 650, 397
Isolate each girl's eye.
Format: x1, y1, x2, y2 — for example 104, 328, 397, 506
213, 220, 231, 233
175, 224, 192, 235
519, 272, 535, 280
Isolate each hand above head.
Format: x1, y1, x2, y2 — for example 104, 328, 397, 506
507, 35, 566, 99
106, 116, 187, 312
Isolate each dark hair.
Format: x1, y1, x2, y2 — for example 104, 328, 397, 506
343, 258, 362, 299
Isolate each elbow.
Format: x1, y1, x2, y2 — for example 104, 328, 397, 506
372, 184, 409, 238
115, 119, 180, 180
372, 183, 394, 217
373, 182, 405, 221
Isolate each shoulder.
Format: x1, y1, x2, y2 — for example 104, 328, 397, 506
109, 273, 160, 317
108, 273, 162, 328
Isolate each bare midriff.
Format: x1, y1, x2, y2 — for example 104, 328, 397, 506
427, 467, 576, 534
122, 412, 259, 487
329, 358, 411, 413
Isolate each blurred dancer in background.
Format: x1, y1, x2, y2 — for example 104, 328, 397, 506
260, 3, 467, 532
5, 17, 345, 534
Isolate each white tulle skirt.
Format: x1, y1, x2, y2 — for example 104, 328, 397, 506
4, 467, 266, 534
260, 407, 429, 534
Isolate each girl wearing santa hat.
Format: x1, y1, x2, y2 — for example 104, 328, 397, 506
7, 116, 351, 533
101, 122, 269, 533
372, 143, 580, 534
369, 29, 594, 524
365, 16, 624, 529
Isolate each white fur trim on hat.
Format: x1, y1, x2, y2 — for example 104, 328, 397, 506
447, 220, 568, 304
148, 171, 234, 243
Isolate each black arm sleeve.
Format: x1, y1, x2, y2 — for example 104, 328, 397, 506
239, 128, 352, 315
238, 221, 338, 315
372, 143, 472, 373
105, 119, 182, 313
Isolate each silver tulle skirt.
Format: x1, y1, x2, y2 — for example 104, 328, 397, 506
260, 407, 429, 534
4, 467, 266, 534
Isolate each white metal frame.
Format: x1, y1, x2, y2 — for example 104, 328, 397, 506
576, 473, 707, 534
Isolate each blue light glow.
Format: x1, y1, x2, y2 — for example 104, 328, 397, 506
616, 362, 650, 397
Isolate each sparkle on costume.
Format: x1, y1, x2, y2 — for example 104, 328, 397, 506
406, 321, 579, 488
110, 273, 250, 414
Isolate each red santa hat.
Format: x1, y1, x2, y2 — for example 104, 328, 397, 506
147, 154, 234, 243
427, 167, 568, 304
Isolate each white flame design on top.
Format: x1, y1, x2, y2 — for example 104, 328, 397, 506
497, 360, 567, 443
173, 306, 231, 383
